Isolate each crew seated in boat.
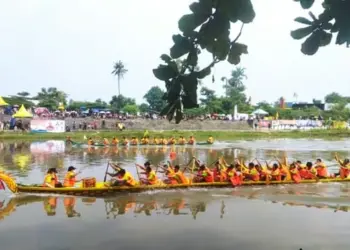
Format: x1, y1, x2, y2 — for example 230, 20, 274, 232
121, 136, 129, 146
173, 165, 189, 184
178, 136, 186, 145
111, 137, 119, 146
298, 161, 314, 179
270, 163, 281, 181
213, 161, 227, 182
130, 137, 138, 145
108, 169, 136, 187
43, 168, 62, 188
314, 158, 329, 179
207, 136, 214, 144
152, 137, 159, 145
141, 137, 149, 145
188, 136, 195, 145
244, 163, 260, 181
138, 161, 158, 185
63, 166, 81, 187
193, 163, 214, 183
289, 163, 301, 183
334, 155, 350, 179
103, 138, 110, 145
87, 138, 95, 146
160, 137, 168, 145
168, 137, 176, 145
159, 164, 177, 185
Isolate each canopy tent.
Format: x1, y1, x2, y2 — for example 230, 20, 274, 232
12, 104, 33, 118
58, 103, 65, 110
0, 96, 8, 106
251, 109, 268, 116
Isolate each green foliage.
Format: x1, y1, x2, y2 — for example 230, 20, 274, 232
143, 86, 166, 112
109, 95, 136, 111
3, 96, 35, 108
291, 0, 350, 55
325, 92, 350, 103
34, 87, 67, 110
67, 100, 107, 110
153, 0, 256, 123
138, 103, 150, 113
17, 92, 30, 97
122, 104, 139, 115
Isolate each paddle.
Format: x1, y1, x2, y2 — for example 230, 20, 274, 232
103, 161, 110, 182
135, 164, 142, 186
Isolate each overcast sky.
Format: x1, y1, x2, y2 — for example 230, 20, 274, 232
0, 0, 349, 105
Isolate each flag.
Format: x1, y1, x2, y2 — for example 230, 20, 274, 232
0, 180, 5, 190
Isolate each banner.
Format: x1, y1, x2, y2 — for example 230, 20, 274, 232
30, 120, 65, 133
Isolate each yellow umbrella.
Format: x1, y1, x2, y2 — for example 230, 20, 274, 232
275, 112, 279, 120
0, 96, 8, 106
12, 104, 33, 118
58, 102, 65, 110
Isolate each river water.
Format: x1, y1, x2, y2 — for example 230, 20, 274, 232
0, 139, 350, 250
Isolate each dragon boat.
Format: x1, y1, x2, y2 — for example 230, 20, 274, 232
68, 140, 212, 148
1, 171, 350, 197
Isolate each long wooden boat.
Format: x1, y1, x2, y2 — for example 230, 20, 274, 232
1, 171, 350, 197
68, 141, 212, 148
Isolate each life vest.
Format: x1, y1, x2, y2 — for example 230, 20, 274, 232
198, 169, 214, 182
63, 171, 76, 187
214, 167, 227, 182
130, 139, 138, 145
87, 140, 94, 145
316, 163, 328, 177
166, 171, 178, 185
122, 139, 129, 146
188, 138, 195, 145
178, 138, 186, 145
175, 171, 189, 184
299, 169, 313, 179
121, 172, 136, 186
207, 137, 214, 144
271, 169, 281, 181
340, 164, 350, 179
43, 174, 55, 187
162, 139, 168, 145
153, 139, 159, 145
249, 168, 260, 181
112, 139, 119, 145
103, 139, 109, 145
146, 171, 158, 185
141, 138, 148, 145
290, 168, 301, 183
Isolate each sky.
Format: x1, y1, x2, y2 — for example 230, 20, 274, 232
0, 0, 349, 105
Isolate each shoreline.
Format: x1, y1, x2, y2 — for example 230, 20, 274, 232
1, 129, 350, 141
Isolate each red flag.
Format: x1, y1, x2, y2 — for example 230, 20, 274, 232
0, 180, 5, 190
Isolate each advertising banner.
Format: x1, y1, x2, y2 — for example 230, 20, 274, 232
30, 120, 65, 133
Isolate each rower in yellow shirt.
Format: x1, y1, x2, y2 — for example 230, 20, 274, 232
178, 136, 186, 145
141, 137, 149, 145
111, 137, 119, 146
207, 136, 214, 144
107, 169, 136, 187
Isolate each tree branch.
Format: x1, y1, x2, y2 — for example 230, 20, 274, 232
231, 23, 244, 45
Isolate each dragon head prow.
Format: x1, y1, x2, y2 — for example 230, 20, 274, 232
0, 171, 18, 193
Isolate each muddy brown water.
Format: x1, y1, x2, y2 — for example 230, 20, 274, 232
0, 139, 350, 250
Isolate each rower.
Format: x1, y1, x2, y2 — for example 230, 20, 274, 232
244, 163, 260, 181
121, 136, 129, 146
103, 138, 110, 146
111, 137, 119, 146
130, 137, 138, 145
289, 163, 301, 183
87, 137, 95, 146
314, 158, 328, 179
302, 162, 316, 179
107, 169, 136, 187
66, 136, 72, 144
213, 161, 227, 182
138, 161, 158, 185
173, 165, 189, 184
152, 137, 159, 145
161, 137, 168, 145
271, 163, 281, 181
194, 163, 213, 183
63, 166, 81, 187
43, 168, 55, 188
159, 164, 177, 185
188, 136, 195, 145
207, 135, 214, 144
168, 137, 176, 145
178, 136, 186, 145
141, 137, 149, 145
335, 154, 350, 179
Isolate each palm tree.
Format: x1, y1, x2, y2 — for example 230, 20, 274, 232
111, 61, 128, 96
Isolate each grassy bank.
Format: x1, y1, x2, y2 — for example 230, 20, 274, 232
0, 129, 350, 141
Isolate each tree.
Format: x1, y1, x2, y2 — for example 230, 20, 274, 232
123, 104, 139, 115
291, 0, 350, 55
139, 103, 150, 113
256, 101, 275, 115
152, 0, 349, 123
143, 86, 166, 112
199, 87, 216, 106
325, 92, 350, 103
111, 61, 128, 97
35, 87, 67, 110
110, 95, 135, 111
17, 92, 30, 98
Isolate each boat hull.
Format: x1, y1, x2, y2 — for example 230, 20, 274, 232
17, 178, 350, 197
68, 141, 212, 148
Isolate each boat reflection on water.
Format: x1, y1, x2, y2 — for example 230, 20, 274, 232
1, 190, 350, 222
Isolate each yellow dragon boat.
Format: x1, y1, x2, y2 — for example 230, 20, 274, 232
1, 171, 350, 197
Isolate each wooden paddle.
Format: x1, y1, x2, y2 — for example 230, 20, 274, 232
103, 161, 110, 182
135, 164, 142, 186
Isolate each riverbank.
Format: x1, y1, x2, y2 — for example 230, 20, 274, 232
1, 129, 350, 141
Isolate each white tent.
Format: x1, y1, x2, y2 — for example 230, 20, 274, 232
251, 109, 268, 115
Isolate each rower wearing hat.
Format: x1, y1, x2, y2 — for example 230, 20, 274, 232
63, 166, 81, 187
